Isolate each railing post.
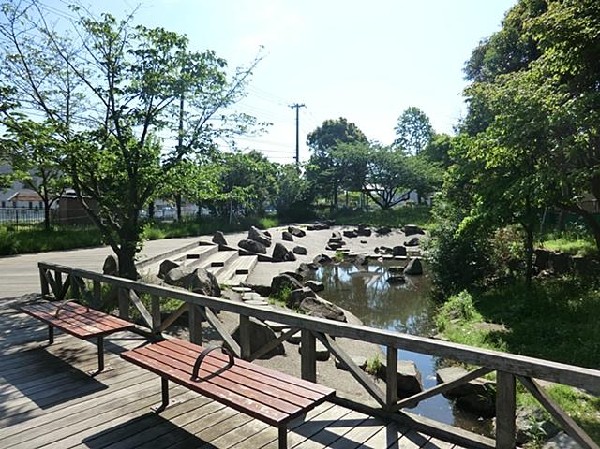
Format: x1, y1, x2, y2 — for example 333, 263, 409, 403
93, 280, 101, 309
118, 288, 129, 319
385, 346, 398, 410
496, 370, 517, 449
301, 329, 317, 383
239, 315, 251, 359
39, 267, 50, 297
188, 304, 203, 345
151, 295, 161, 335
70, 274, 81, 299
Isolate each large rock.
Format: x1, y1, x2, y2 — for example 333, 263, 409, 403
165, 266, 221, 297
331, 231, 343, 241
102, 254, 119, 276
313, 254, 333, 265
288, 226, 306, 238
248, 226, 272, 247
404, 237, 420, 247
404, 257, 423, 275
392, 246, 407, 256
376, 226, 392, 235
343, 230, 358, 238
305, 280, 324, 293
292, 245, 307, 255
289, 287, 316, 309
534, 249, 551, 270
550, 252, 571, 274
158, 259, 179, 280
514, 408, 560, 445
281, 231, 294, 241
271, 273, 304, 298
299, 295, 347, 322
272, 242, 296, 262
396, 360, 424, 398
436, 367, 495, 399
403, 224, 425, 236
356, 224, 372, 237
456, 390, 496, 418
238, 238, 267, 254
231, 317, 284, 359
212, 231, 228, 246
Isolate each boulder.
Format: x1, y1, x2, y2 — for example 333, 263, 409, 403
158, 259, 179, 280
343, 230, 358, 238
300, 295, 347, 322
550, 252, 571, 274
436, 367, 494, 399
212, 231, 228, 246
404, 257, 423, 275
376, 226, 392, 235
289, 287, 316, 309
305, 280, 325, 293
270, 273, 304, 298
102, 255, 119, 276
281, 231, 294, 241
165, 266, 221, 297
288, 226, 306, 238
282, 271, 305, 282
402, 224, 425, 236
331, 231, 343, 241
541, 431, 583, 449
533, 249, 551, 270
272, 242, 291, 262
387, 275, 406, 284
514, 408, 560, 445
248, 226, 272, 247
456, 390, 496, 418
307, 222, 329, 231
292, 245, 307, 255
231, 317, 284, 359
326, 241, 343, 250
336, 355, 367, 371
313, 254, 333, 265
238, 238, 267, 254
353, 254, 368, 267
357, 224, 372, 237
392, 246, 407, 256
396, 360, 424, 398
388, 266, 405, 274
404, 237, 420, 247
307, 262, 321, 270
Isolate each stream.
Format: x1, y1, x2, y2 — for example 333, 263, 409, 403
309, 261, 493, 435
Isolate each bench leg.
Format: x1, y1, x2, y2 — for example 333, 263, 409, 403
96, 336, 104, 373
278, 426, 287, 449
48, 325, 54, 345
153, 377, 170, 413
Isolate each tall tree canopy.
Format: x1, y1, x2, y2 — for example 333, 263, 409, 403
305, 117, 367, 209
0, 1, 259, 278
393, 107, 434, 155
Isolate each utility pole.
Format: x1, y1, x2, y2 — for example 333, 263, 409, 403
289, 103, 306, 168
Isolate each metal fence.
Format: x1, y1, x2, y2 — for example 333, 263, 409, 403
0, 208, 50, 227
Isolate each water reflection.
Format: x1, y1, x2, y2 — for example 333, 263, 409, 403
309, 261, 492, 433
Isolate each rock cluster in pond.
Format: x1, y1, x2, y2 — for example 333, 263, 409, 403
158, 259, 221, 297
436, 367, 496, 418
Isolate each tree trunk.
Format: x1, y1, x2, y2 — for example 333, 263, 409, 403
524, 223, 534, 288
43, 199, 51, 231
148, 201, 155, 219
175, 194, 182, 222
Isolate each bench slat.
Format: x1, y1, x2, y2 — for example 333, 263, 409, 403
21, 302, 132, 338
122, 348, 291, 426
145, 343, 314, 410
171, 338, 334, 397
155, 339, 323, 405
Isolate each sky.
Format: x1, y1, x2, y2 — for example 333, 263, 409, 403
44, 0, 517, 164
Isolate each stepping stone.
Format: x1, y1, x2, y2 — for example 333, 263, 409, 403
231, 286, 252, 293
244, 299, 270, 307
242, 292, 262, 300
264, 320, 290, 332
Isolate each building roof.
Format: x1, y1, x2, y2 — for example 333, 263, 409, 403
7, 189, 43, 202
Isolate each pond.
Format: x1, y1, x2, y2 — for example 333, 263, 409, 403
309, 261, 492, 435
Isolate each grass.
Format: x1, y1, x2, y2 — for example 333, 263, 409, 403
436, 282, 600, 444
330, 205, 433, 229
0, 225, 104, 255
539, 237, 596, 256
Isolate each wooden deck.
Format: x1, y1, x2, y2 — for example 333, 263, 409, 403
0, 301, 467, 449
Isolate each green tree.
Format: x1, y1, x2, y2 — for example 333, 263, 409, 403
1, 118, 68, 229
393, 107, 434, 155
305, 117, 368, 209
0, 2, 259, 278
274, 164, 315, 222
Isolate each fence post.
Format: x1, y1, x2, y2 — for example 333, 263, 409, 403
151, 295, 161, 335
385, 346, 398, 410
239, 315, 251, 359
301, 329, 317, 383
188, 304, 203, 344
496, 370, 517, 449
39, 267, 50, 297
93, 280, 101, 309
118, 288, 129, 319
70, 274, 81, 299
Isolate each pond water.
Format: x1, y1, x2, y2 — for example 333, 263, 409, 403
309, 261, 492, 434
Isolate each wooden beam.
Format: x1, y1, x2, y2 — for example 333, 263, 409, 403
159, 302, 188, 332
301, 329, 316, 383
151, 295, 161, 334
518, 376, 599, 449
496, 371, 516, 449
239, 314, 251, 359
320, 334, 385, 406
201, 308, 241, 357
188, 304, 203, 344
393, 367, 492, 411
129, 290, 154, 328
386, 346, 398, 410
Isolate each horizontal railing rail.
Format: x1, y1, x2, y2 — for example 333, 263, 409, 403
38, 262, 600, 449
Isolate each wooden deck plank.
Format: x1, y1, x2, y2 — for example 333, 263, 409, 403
0, 299, 472, 449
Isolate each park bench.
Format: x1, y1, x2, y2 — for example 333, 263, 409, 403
121, 338, 336, 449
20, 301, 134, 374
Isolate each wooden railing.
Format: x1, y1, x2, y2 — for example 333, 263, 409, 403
38, 262, 600, 449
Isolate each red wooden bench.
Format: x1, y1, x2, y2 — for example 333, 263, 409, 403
20, 301, 134, 373
121, 338, 336, 449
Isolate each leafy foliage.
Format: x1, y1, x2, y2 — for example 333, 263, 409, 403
393, 106, 434, 155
